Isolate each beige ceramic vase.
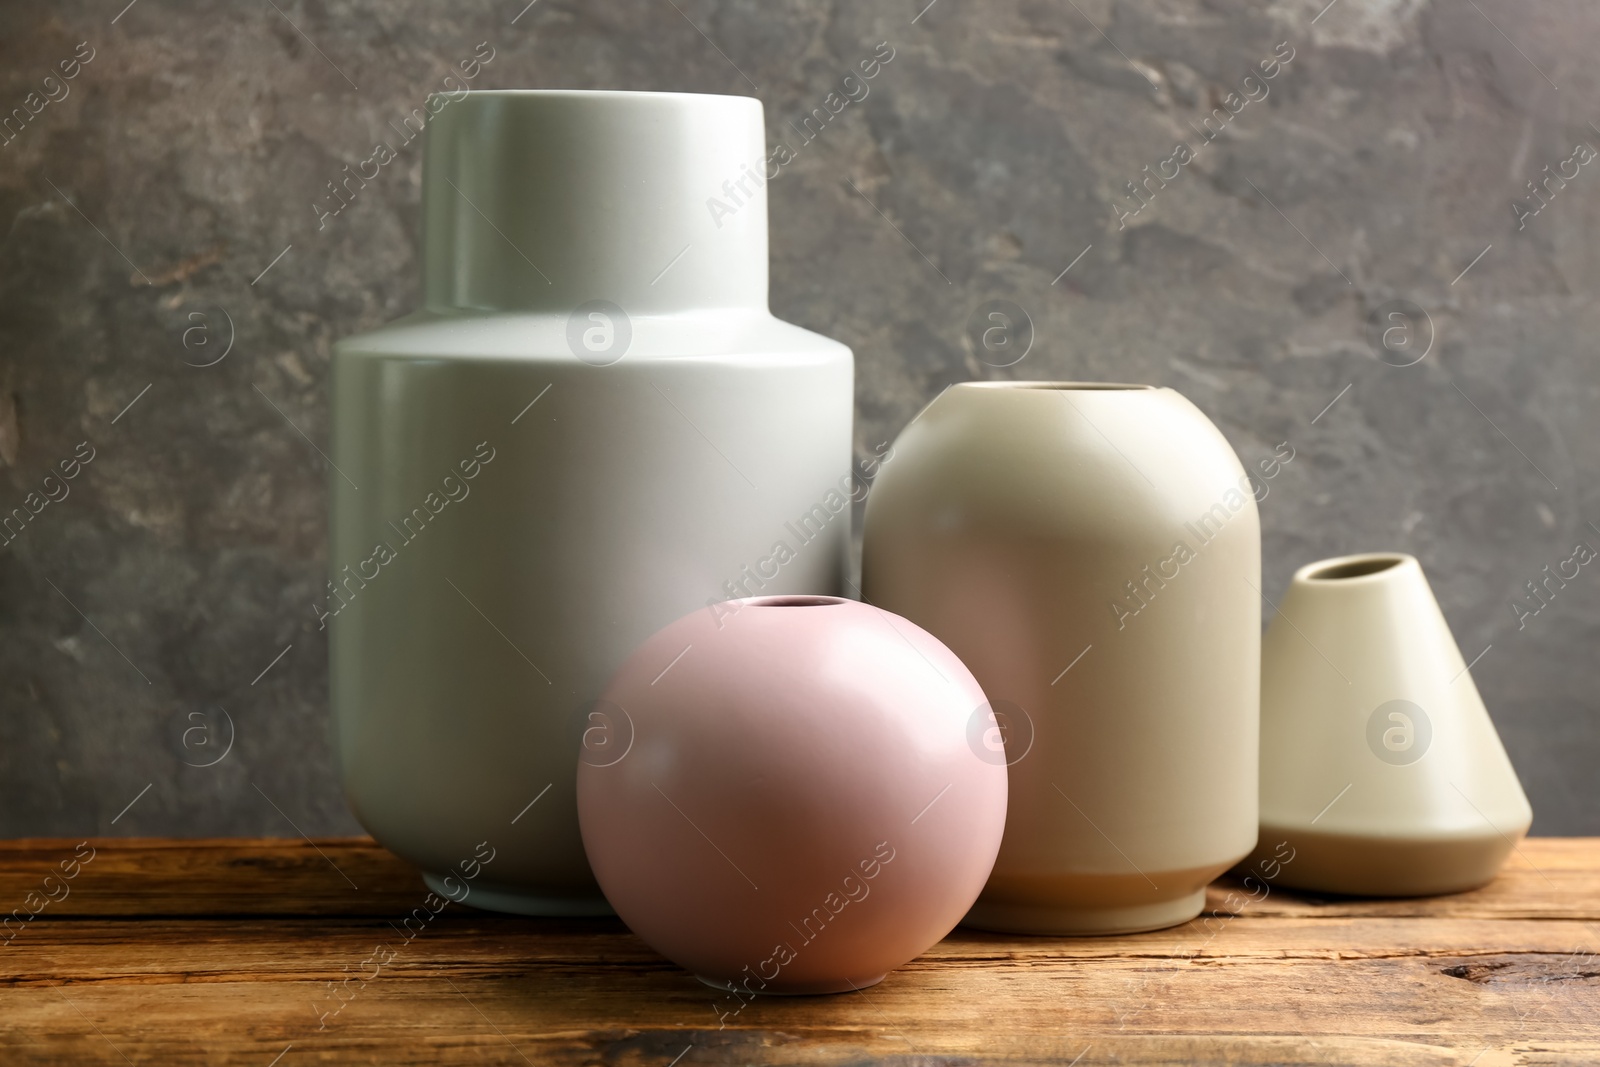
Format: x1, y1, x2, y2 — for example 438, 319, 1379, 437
1246, 552, 1532, 896
862, 382, 1263, 934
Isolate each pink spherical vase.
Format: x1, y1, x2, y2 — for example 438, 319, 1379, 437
576, 595, 1006, 997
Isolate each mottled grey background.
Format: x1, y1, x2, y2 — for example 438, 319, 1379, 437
0, 0, 1595, 837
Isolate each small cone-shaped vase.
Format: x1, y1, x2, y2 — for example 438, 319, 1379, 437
1245, 553, 1531, 896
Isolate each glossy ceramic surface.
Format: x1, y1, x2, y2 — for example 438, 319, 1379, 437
577, 595, 1007, 994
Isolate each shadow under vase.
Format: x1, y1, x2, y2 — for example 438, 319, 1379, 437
421, 871, 615, 917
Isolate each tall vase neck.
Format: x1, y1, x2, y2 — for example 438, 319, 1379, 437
420, 90, 770, 315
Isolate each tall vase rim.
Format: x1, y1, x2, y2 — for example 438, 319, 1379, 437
1292, 551, 1418, 585
426, 88, 760, 104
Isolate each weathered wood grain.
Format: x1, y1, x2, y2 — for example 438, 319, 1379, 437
1, 837, 1597, 1065
0, 837, 419, 917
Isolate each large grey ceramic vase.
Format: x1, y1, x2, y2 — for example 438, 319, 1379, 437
328, 91, 853, 914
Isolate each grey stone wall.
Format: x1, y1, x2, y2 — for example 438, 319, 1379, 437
1, 0, 1595, 836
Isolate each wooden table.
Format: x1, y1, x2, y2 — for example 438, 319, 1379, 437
1, 837, 1596, 1064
